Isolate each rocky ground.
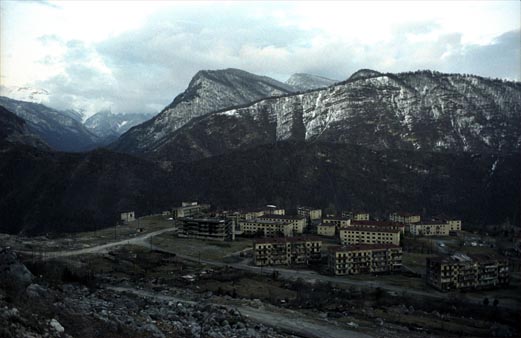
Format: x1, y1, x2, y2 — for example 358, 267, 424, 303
1, 245, 519, 338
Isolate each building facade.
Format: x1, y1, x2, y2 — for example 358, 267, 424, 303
323, 216, 351, 228
317, 224, 336, 237
339, 227, 400, 245
339, 227, 401, 246
239, 219, 293, 237
172, 202, 210, 218
298, 207, 323, 221
178, 217, 233, 241
258, 215, 306, 234
328, 244, 402, 275
342, 211, 370, 221
408, 220, 461, 236
389, 212, 421, 224
120, 211, 135, 223
426, 253, 510, 291
253, 236, 322, 266
351, 220, 405, 234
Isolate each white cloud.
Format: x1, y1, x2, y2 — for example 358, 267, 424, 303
1, 1, 519, 117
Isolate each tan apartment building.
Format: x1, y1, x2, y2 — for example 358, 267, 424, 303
339, 226, 401, 246
342, 211, 370, 221
328, 244, 402, 275
408, 220, 461, 236
253, 236, 322, 266
389, 212, 421, 224
178, 217, 233, 241
323, 216, 351, 228
298, 207, 322, 220
426, 253, 509, 291
172, 202, 210, 218
316, 223, 336, 237
239, 219, 293, 237
351, 220, 405, 234
258, 215, 306, 234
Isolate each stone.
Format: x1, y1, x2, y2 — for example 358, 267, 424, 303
50, 319, 64, 333
142, 323, 165, 338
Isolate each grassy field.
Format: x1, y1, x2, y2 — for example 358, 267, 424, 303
15, 215, 177, 252
153, 234, 253, 261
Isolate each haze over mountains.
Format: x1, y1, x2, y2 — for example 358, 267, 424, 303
0, 68, 520, 235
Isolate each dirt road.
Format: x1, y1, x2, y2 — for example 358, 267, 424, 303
107, 286, 373, 338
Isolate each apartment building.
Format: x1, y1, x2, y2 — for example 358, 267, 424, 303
239, 219, 293, 237
389, 212, 421, 224
253, 236, 322, 266
297, 207, 322, 221
328, 244, 402, 275
426, 253, 510, 291
323, 216, 351, 228
258, 215, 306, 234
350, 220, 405, 234
342, 211, 370, 221
317, 223, 336, 237
178, 217, 233, 241
408, 220, 461, 236
339, 226, 401, 246
172, 202, 210, 218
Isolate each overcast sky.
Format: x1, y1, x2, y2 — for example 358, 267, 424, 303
1, 1, 520, 117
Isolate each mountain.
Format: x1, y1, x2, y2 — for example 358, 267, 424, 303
0, 96, 99, 152
110, 68, 297, 155
0, 141, 518, 235
286, 73, 337, 91
84, 110, 155, 144
0, 142, 174, 235
141, 70, 521, 163
0, 106, 49, 149
0, 85, 50, 105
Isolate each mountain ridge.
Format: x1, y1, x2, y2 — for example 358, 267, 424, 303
136, 69, 521, 162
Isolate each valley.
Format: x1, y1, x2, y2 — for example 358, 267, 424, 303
2, 213, 520, 337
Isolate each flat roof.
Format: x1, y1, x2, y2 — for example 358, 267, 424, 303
178, 217, 226, 224
391, 212, 420, 217
340, 226, 400, 234
328, 243, 401, 253
259, 214, 305, 220
240, 219, 287, 225
254, 235, 322, 244
415, 221, 449, 225
351, 220, 404, 227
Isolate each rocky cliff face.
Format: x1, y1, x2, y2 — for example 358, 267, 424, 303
110, 68, 296, 155
145, 70, 521, 162
285, 73, 337, 91
0, 97, 99, 152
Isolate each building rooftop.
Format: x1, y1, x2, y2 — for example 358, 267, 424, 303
391, 211, 420, 217
259, 214, 305, 220
351, 220, 404, 227
328, 243, 401, 253
416, 220, 449, 225
324, 216, 351, 221
318, 223, 336, 227
240, 219, 286, 225
178, 217, 226, 224
428, 252, 505, 264
340, 226, 401, 234
254, 235, 323, 245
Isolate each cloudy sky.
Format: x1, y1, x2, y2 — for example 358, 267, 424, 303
1, 1, 520, 117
